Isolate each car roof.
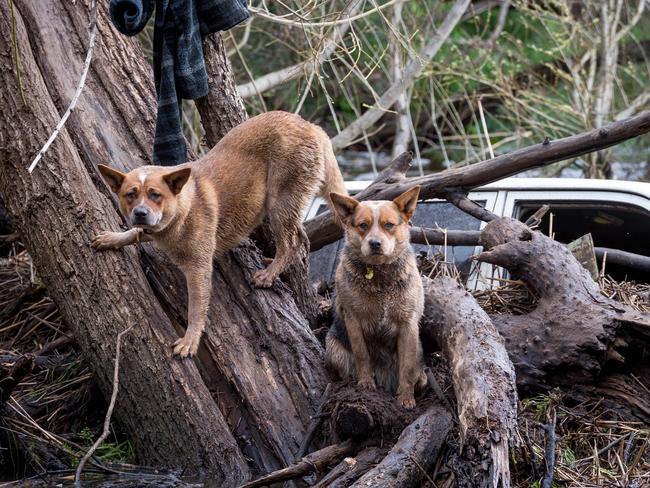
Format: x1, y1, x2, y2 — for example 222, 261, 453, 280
344, 177, 650, 199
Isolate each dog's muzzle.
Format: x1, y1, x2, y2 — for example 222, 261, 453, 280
369, 239, 383, 255
131, 206, 153, 226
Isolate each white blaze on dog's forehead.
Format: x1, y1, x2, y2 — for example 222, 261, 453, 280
138, 170, 150, 185
358, 201, 392, 225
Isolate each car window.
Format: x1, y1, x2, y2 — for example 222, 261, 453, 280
517, 201, 650, 282
309, 200, 485, 285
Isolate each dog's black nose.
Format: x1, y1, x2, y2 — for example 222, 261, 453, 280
369, 239, 381, 250
134, 207, 149, 218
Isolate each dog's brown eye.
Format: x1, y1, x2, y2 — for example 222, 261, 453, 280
384, 222, 395, 230
358, 222, 369, 231
149, 192, 162, 201
125, 191, 137, 201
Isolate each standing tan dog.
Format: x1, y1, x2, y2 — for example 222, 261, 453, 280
92, 111, 346, 357
325, 187, 427, 409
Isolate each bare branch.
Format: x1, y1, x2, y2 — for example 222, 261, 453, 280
248, 0, 401, 28
74, 325, 133, 485
330, 0, 471, 152
307, 111, 650, 251
486, 0, 511, 45
237, 0, 364, 99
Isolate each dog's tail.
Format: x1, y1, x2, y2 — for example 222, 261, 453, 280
319, 136, 348, 202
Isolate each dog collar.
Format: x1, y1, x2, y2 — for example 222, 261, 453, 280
365, 266, 374, 280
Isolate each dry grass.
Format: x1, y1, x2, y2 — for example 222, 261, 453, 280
513, 391, 650, 488
0, 246, 126, 480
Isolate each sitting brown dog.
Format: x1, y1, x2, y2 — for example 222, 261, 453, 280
325, 187, 427, 409
92, 111, 346, 357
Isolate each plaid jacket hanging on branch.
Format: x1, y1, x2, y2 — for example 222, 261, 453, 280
109, 0, 249, 165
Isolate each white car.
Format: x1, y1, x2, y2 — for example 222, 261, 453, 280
306, 178, 650, 286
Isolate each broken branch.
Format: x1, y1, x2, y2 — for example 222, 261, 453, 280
306, 111, 650, 251
350, 406, 452, 488
240, 440, 357, 488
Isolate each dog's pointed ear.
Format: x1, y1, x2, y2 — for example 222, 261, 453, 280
97, 164, 126, 194
393, 186, 420, 221
163, 167, 191, 195
329, 192, 359, 224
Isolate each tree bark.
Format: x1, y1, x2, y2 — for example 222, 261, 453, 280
475, 217, 650, 392
306, 111, 650, 251
0, 1, 248, 482
197, 33, 248, 142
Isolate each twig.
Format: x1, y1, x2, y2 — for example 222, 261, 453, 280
74, 324, 133, 485
486, 0, 511, 46
524, 205, 550, 228
441, 189, 497, 222
28, 0, 98, 174
248, 0, 401, 28
478, 98, 494, 159
296, 382, 331, 459
541, 409, 557, 488
237, 0, 364, 99
425, 368, 457, 423
330, 0, 471, 151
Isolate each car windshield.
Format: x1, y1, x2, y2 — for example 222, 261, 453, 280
517, 201, 650, 282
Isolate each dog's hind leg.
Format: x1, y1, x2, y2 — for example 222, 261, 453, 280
251, 155, 319, 288
251, 195, 309, 287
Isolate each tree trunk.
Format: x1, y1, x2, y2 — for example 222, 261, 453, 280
0, 0, 326, 480
0, 1, 248, 482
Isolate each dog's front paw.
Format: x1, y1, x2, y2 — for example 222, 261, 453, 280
252, 268, 276, 288
92, 231, 122, 251
398, 394, 416, 410
173, 335, 200, 358
357, 376, 376, 390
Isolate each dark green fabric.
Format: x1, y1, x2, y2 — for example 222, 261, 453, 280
109, 0, 249, 165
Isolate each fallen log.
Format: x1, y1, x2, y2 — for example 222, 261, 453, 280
475, 217, 650, 391
312, 447, 386, 488
421, 276, 518, 488
350, 405, 452, 488
410, 228, 650, 277
595, 247, 650, 274
306, 111, 650, 251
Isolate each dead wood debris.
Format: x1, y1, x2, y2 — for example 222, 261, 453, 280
2, 244, 649, 487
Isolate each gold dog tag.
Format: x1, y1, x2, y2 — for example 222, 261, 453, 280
365, 267, 374, 280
